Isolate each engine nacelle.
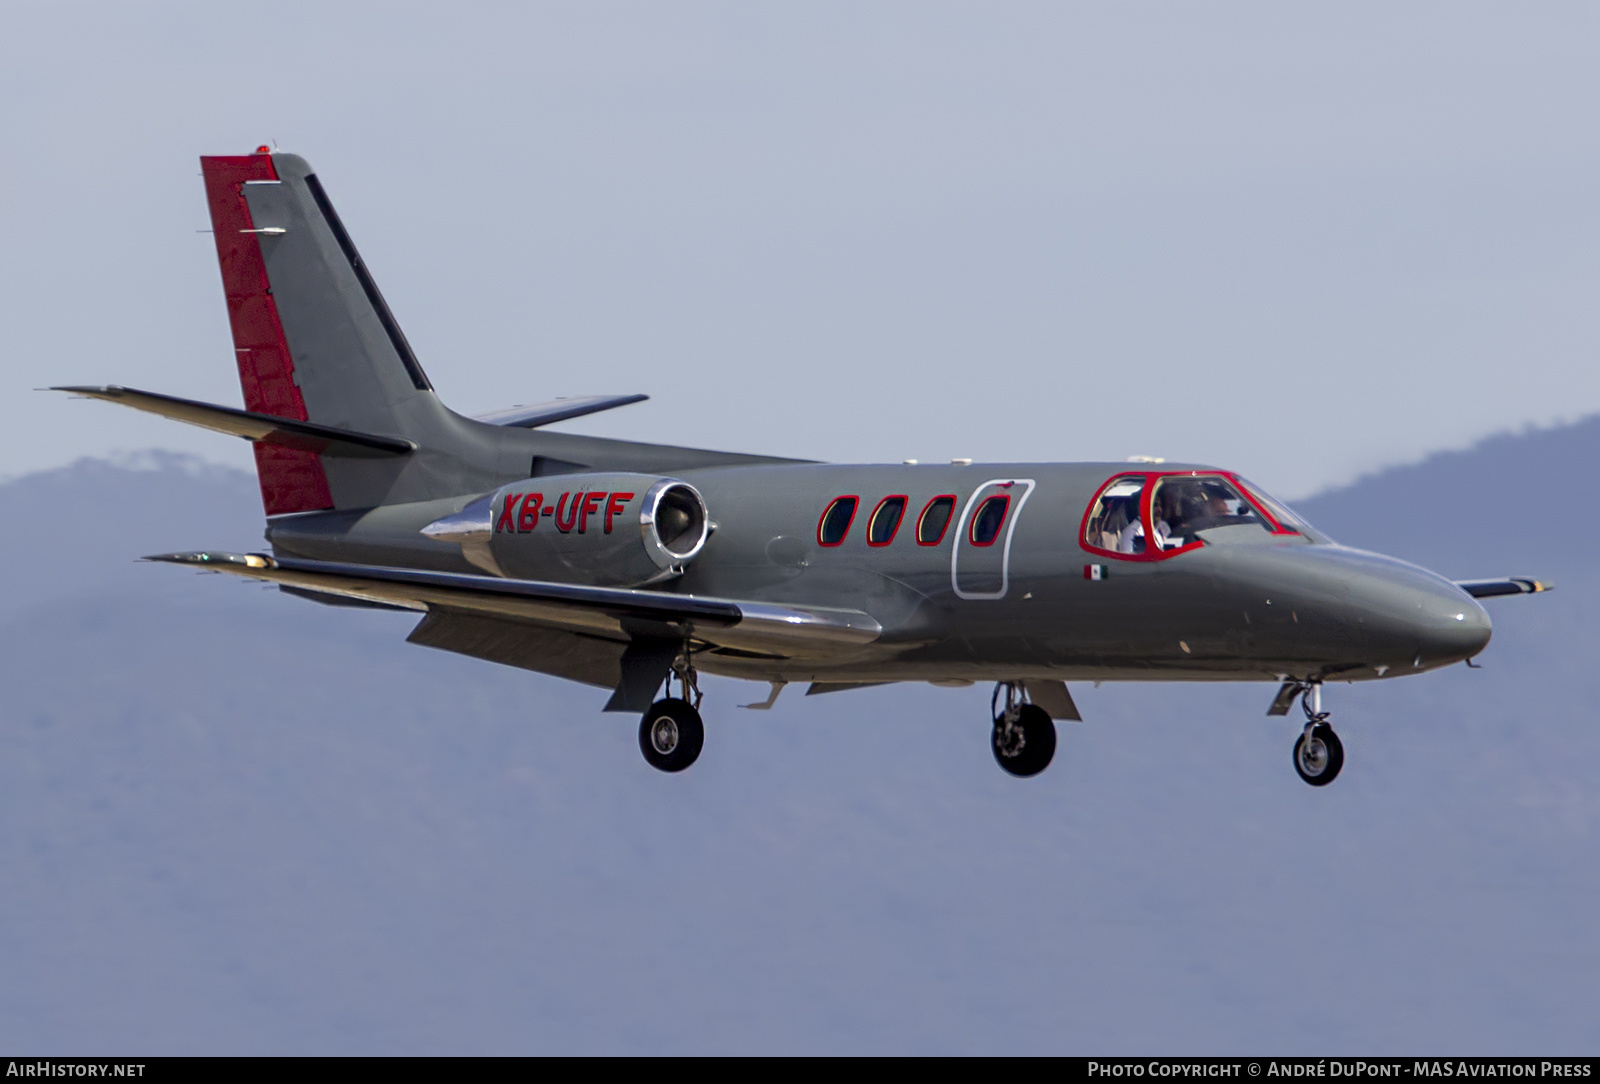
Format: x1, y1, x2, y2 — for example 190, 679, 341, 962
484, 473, 710, 586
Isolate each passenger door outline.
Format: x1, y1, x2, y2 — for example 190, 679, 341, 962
950, 478, 1037, 600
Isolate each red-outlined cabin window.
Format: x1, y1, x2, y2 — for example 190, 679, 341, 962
817, 496, 859, 546
916, 495, 957, 545
1081, 471, 1300, 562
867, 495, 908, 546
969, 495, 1011, 546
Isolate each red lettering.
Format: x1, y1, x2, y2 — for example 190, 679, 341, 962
517, 493, 542, 532
579, 491, 606, 534
604, 492, 634, 534
553, 492, 580, 533
495, 493, 519, 533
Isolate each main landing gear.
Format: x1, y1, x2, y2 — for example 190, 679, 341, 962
639, 656, 704, 773
1287, 681, 1344, 787
991, 682, 1056, 778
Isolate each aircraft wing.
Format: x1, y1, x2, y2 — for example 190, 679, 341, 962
1454, 577, 1552, 599
145, 551, 882, 660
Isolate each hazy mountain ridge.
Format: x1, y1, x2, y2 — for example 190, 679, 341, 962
1297, 414, 1600, 578
0, 426, 1594, 1054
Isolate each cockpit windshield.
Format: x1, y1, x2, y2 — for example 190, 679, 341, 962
1150, 475, 1269, 549
1233, 477, 1311, 535
1082, 470, 1307, 561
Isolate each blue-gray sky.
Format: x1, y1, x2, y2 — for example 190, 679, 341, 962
3, 2, 1596, 496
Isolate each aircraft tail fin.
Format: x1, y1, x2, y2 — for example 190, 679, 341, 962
62, 149, 799, 519
201, 149, 486, 515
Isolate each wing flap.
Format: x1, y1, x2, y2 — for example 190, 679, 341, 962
406, 610, 627, 689
146, 551, 882, 659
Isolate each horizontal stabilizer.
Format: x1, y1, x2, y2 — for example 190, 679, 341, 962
472, 394, 648, 429
52, 385, 415, 458
144, 551, 883, 660
1454, 577, 1552, 599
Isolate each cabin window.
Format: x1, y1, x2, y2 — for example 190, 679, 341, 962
817, 496, 859, 546
969, 495, 1010, 546
867, 495, 907, 546
916, 495, 956, 545
1149, 475, 1271, 550
1084, 474, 1148, 554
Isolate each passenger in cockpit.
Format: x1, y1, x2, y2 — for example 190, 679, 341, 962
1092, 502, 1129, 551
1116, 512, 1145, 554
1101, 494, 1143, 553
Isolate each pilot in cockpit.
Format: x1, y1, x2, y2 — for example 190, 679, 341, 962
1191, 492, 1231, 531
1157, 481, 1255, 545
1112, 499, 1145, 553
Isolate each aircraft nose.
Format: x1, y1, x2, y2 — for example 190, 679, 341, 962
1260, 546, 1493, 672
1349, 557, 1492, 669
1410, 579, 1492, 666
1209, 546, 1497, 674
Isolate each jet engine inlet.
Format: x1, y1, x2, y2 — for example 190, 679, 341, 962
641, 480, 709, 571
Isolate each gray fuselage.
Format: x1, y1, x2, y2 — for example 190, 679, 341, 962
264, 459, 1492, 688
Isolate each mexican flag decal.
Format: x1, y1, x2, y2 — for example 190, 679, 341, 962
1084, 564, 1107, 581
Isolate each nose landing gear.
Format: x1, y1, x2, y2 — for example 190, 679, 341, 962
991, 682, 1057, 778
639, 655, 705, 773
1286, 681, 1344, 787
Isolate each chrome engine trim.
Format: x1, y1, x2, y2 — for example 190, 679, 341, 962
639, 479, 710, 572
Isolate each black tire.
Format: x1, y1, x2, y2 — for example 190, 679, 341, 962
639, 698, 704, 773
1293, 723, 1344, 786
991, 703, 1057, 778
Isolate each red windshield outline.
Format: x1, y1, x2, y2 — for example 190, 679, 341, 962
1079, 470, 1297, 562
1231, 478, 1299, 534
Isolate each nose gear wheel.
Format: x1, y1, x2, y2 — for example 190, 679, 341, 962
1286, 680, 1344, 786
1293, 722, 1344, 786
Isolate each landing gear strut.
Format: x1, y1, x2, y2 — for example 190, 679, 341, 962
639, 654, 704, 773
991, 682, 1056, 778
1288, 681, 1343, 787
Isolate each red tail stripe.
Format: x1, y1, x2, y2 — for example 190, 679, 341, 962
200, 153, 333, 516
